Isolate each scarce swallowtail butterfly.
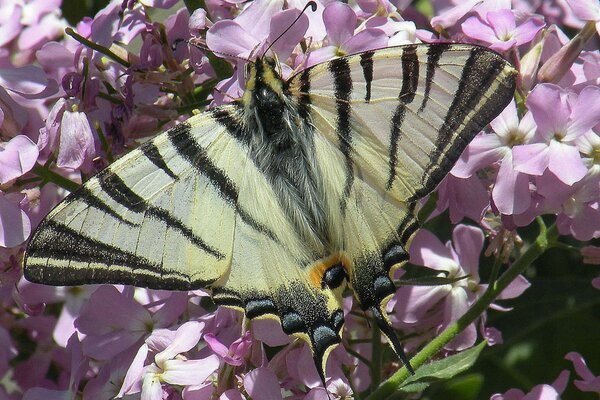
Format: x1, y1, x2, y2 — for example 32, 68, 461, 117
23, 36, 517, 381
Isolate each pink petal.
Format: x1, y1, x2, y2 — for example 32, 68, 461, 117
512, 17, 545, 46
492, 154, 531, 215
566, 0, 600, 21
323, 2, 356, 46
394, 285, 449, 323
203, 333, 229, 358
268, 9, 308, 61
244, 367, 283, 400
57, 110, 96, 170
527, 84, 571, 140
161, 355, 220, 386
303, 45, 337, 68
552, 370, 571, 395
461, 16, 499, 43
206, 20, 260, 59
0, 193, 31, 247
118, 344, 149, 397
497, 275, 531, 299
0, 135, 39, 183
443, 289, 476, 350
235, 0, 282, 40
252, 318, 291, 346
219, 389, 244, 400
547, 141, 587, 185
523, 384, 560, 400
487, 10, 517, 38
452, 224, 484, 276
155, 321, 204, 366
512, 143, 550, 176
76, 286, 150, 334
567, 85, 600, 139
0, 65, 49, 96
0, 5, 22, 47
342, 28, 388, 54
409, 229, 456, 271
490, 100, 519, 137
452, 134, 504, 178
569, 204, 600, 241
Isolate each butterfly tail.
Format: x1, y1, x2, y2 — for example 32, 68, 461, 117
370, 305, 415, 375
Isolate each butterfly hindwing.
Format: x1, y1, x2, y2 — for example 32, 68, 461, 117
287, 43, 516, 362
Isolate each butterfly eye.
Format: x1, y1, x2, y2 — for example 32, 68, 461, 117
322, 263, 347, 289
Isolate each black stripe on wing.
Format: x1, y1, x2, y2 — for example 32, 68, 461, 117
170, 116, 279, 241
360, 51, 374, 103
140, 142, 178, 180
94, 169, 224, 260
24, 220, 213, 290
413, 47, 516, 202
419, 44, 449, 113
328, 57, 354, 211
387, 45, 419, 191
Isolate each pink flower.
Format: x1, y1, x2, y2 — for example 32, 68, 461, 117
462, 9, 545, 52
0, 191, 31, 248
74, 286, 187, 360
434, 174, 490, 224
204, 330, 252, 367
565, 352, 600, 393
244, 367, 283, 400
304, 2, 388, 67
139, 323, 220, 400
39, 98, 97, 171
453, 100, 537, 215
490, 369, 569, 399
513, 84, 600, 185
0, 135, 39, 184
394, 225, 529, 350
566, 0, 600, 35
430, 0, 512, 31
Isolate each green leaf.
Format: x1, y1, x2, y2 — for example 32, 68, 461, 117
398, 341, 487, 393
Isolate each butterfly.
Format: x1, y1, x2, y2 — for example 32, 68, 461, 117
24, 42, 517, 382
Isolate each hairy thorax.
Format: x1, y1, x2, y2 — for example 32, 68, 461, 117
242, 59, 330, 251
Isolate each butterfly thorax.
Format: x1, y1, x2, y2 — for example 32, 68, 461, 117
241, 57, 330, 251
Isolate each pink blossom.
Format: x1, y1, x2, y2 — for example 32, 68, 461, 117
566, 0, 600, 35
435, 174, 490, 224
138, 323, 220, 400
490, 369, 569, 399
0, 135, 39, 184
513, 84, 600, 185
462, 9, 545, 52
204, 330, 252, 366
244, 367, 283, 400
565, 352, 600, 393
394, 225, 529, 350
304, 2, 388, 67
430, 0, 512, 31
0, 191, 31, 248
453, 100, 537, 215
39, 98, 97, 171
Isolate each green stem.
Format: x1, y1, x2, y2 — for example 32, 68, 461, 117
32, 164, 80, 193
65, 27, 130, 68
369, 322, 382, 393
366, 220, 558, 399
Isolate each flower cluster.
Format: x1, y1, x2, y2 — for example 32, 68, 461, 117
0, 0, 599, 399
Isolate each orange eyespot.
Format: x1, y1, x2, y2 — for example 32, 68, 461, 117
308, 254, 352, 289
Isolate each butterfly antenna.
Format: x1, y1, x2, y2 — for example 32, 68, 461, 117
370, 306, 415, 375
262, 1, 317, 57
